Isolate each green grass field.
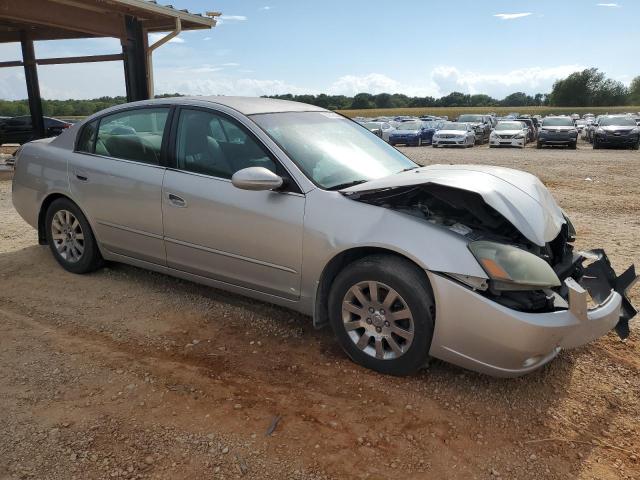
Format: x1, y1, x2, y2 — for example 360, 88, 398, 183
337, 105, 640, 119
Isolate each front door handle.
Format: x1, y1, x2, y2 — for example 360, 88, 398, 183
167, 193, 187, 208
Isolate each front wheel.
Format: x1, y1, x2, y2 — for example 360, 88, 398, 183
536, 141, 542, 149
328, 255, 435, 376
45, 198, 104, 274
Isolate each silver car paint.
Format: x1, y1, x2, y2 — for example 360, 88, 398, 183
10, 96, 628, 377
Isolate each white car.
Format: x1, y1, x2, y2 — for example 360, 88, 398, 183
489, 121, 528, 149
432, 122, 475, 148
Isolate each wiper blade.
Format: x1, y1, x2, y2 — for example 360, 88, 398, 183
327, 180, 369, 191
398, 166, 418, 173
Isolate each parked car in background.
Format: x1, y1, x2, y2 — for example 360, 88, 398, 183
456, 114, 492, 144
432, 122, 475, 147
362, 121, 396, 142
593, 115, 640, 150
388, 121, 435, 146
361, 122, 383, 139
574, 119, 587, 134
516, 117, 537, 142
489, 121, 528, 148
0, 116, 72, 145
537, 116, 579, 149
13, 96, 637, 378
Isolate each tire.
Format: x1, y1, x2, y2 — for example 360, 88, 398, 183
593, 140, 600, 150
328, 254, 435, 376
633, 141, 640, 150
45, 198, 104, 274
569, 142, 577, 150
536, 141, 542, 149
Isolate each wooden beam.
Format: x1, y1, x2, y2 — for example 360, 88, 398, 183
0, 60, 23, 68
0, 28, 100, 44
36, 54, 124, 65
0, 0, 125, 39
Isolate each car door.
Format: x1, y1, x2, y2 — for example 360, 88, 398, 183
68, 106, 170, 265
161, 106, 305, 300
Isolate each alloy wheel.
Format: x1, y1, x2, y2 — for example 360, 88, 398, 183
50, 209, 85, 263
341, 281, 414, 360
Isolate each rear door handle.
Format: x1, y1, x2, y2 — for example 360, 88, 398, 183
73, 169, 89, 181
167, 193, 187, 208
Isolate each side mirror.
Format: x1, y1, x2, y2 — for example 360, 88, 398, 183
231, 166, 283, 191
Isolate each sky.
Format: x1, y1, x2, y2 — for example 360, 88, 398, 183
0, 0, 638, 100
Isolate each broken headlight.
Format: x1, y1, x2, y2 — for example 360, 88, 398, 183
468, 241, 561, 291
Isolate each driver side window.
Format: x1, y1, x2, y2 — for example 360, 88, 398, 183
175, 108, 277, 180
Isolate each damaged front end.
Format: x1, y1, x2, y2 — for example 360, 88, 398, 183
342, 175, 638, 341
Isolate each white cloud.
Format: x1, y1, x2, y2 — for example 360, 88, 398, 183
596, 2, 619, 6
217, 15, 248, 25
259, 6, 272, 10
148, 33, 185, 44
494, 12, 533, 20
430, 64, 583, 97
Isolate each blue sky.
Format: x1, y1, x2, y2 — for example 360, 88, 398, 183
0, 0, 638, 100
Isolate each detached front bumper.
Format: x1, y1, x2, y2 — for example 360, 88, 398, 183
427, 251, 638, 377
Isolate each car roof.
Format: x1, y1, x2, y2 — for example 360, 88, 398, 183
123, 96, 329, 115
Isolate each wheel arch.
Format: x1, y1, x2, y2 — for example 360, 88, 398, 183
37, 193, 95, 247
313, 246, 433, 329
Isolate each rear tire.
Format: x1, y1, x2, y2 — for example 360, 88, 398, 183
45, 198, 104, 274
536, 141, 542, 149
328, 254, 435, 376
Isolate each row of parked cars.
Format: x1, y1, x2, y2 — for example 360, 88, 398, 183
356, 111, 640, 150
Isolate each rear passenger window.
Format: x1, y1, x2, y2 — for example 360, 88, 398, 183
96, 108, 169, 165
76, 119, 98, 153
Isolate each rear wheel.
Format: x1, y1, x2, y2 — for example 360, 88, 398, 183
45, 198, 103, 274
536, 141, 542, 149
328, 255, 435, 376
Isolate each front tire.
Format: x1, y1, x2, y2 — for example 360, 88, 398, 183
328, 254, 435, 376
45, 198, 103, 274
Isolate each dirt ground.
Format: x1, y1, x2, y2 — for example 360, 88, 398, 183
1, 140, 639, 480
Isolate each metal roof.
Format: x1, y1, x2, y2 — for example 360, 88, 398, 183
0, 0, 217, 43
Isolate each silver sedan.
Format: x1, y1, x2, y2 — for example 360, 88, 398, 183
11, 97, 638, 377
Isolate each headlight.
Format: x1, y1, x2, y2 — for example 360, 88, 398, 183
596, 128, 605, 134
514, 133, 525, 139
468, 241, 561, 290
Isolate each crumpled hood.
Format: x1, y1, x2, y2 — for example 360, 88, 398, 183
341, 164, 566, 246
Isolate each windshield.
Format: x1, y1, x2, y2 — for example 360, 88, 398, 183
397, 122, 421, 131
542, 117, 574, 127
441, 122, 467, 131
599, 116, 636, 127
458, 115, 483, 123
251, 112, 417, 190
495, 122, 524, 131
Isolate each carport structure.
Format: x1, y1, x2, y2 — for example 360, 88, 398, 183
0, 0, 218, 139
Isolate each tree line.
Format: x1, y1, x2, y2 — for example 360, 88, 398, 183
1, 69, 638, 117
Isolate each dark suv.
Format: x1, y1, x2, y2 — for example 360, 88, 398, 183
457, 114, 492, 144
537, 117, 578, 149
593, 116, 640, 150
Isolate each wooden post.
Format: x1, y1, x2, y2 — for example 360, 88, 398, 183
20, 31, 45, 140
122, 15, 150, 102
